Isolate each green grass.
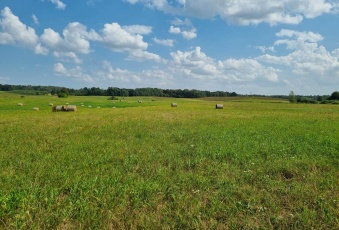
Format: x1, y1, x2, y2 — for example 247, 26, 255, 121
0, 91, 338, 229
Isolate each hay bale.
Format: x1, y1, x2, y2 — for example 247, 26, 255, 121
52, 105, 64, 112
17, 103, 23, 106
49, 103, 53, 106
215, 104, 223, 109
66, 105, 77, 111
52, 105, 77, 112
171, 103, 177, 107
33, 107, 39, 111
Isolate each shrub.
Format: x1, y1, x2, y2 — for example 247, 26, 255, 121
58, 88, 69, 98
108, 96, 119, 100
58, 92, 68, 98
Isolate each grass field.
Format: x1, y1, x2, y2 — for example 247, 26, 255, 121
0, 91, 338, 229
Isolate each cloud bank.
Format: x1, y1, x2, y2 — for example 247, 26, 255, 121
126, 0, 333, 25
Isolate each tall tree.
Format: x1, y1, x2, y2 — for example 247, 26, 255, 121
328, 91, 339, 100
288, 91, 296, 103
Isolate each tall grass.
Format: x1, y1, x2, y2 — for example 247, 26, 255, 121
0, 92, 338, 229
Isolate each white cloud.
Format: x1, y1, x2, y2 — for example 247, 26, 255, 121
169, 26, 180, 34
0, 7, 39, 48
255, 46, 275, 53
100, 60, 139, 82
127, 49, 164, 62
99, 60, 173, 87
0, 32, 14, 44
32, 14, 39, 25
153, 37, 174, 47
126, 0, 334, 25
100, 23, 167, 63
219, 58, 279, 82
169, 46, 278, 82
142, 69, 173, 81
276, 29, 323, 43
257, 29, 339, 84
49, 0, 66, 10
40, 28, 64, 49
332, 49, 339, 58
34, 43, 49, 55
170, 47, 220, 78
53, 51, 82, 64
169, 18, 197, 40
125, 0, 180, 14
54, 62, 67, 75
41, 22, 100, 54
171, 17, 192, 26
181, 29, 196, 40
1, 8, 160, 64
100, 22, 148, 52
122, 25, 152, 35
54, 63, 95, 82
62, 22, 101, 54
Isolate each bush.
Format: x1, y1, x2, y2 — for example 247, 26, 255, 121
108, 96, 119, 100
296, 97, 318, 104
58, 88, 69, 98
57, 93, 68, 98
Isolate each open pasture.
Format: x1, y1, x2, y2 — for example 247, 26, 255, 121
0, 92, 338, 229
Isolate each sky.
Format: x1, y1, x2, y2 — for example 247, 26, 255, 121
1, 1, 339, 95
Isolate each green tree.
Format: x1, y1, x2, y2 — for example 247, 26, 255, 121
328, 91, 339, 100
58, 88, 69, 98
288, 91, 296, 103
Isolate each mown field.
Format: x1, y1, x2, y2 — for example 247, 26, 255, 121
0, 91, 338, 229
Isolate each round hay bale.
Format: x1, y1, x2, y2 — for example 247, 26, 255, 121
17, 103, 23, 106
171, 103, 177, 107
33, 107, 39, 111
52, 105, 64, 112
66, 105, 77, 111
215, 104, 223, 109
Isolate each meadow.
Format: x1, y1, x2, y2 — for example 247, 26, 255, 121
0, 91, 338, 229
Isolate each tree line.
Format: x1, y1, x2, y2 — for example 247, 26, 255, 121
0, 84, 238, 98
288, 91, 339, 104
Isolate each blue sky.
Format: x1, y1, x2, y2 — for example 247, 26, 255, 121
1, 0, 339, 95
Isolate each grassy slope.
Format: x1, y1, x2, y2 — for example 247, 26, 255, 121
0, 92, 338, 229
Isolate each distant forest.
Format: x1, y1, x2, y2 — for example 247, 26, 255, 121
0, 84, 238, 98
1, 84, 337, 104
